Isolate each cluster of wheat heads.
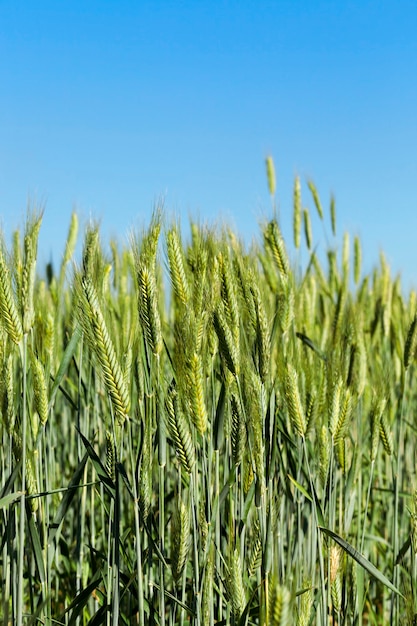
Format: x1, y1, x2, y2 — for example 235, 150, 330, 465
1, 182, 417, 625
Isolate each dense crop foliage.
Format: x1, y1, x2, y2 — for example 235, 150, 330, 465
1, 177, 417, 625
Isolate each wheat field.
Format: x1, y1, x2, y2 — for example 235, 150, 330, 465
1, 173, 417, 625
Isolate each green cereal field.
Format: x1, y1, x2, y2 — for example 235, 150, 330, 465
1, 170, 417, 625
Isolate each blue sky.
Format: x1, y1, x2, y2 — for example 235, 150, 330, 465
0, 1, 416, 289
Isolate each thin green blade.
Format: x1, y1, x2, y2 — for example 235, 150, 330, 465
319, 526, 404, 598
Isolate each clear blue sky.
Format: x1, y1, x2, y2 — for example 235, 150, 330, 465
1, 1, 416, 288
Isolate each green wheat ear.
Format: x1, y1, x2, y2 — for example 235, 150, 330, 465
307, 179, 323, 220
30, 350, 49, 427
230, 392, 246, 466
187, 351, 208, 435
303, 208, 313, 250
166, 227, 190, 307
293, 175, 301, 249
330, 194, 337, 235
171, 497, 191, 583
0, 241, 23, 344
0, 354, 15, 434
164, 382, 196, 473
268, 581, 291, 626
21, 212, 42, 334
79, 276, 130, 426
264, 219, 290, 279
213, 302, 240, 376
297, 580, 313, 626
404, 313, 417, 369
353, 235, 362, 285
226, 548, 247, 621
284, 363, 307, 437
137, 265, 162, 357
265, 155, 276, 196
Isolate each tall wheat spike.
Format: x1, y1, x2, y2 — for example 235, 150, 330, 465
226, 548, 247, 621
166, 227, 190, 307
0, 353, 15, 434
12, 229, 23, 294
328, 250, 340, 293
137, 265, 163, 357
379, 410, 393, 456
21, 213, 42, 334
213, 302, 240, 376
330, 545, 343, 612
187, 351, 208, 435
230, 392, 246, 466
266, 156, 276, 196
251, 282, 270, 382
307, 180, 324, 220
133, 211, 162, 292
189, 240, 208, 317
34, 281, 55, 364
237, 263, 257, 331
0, 241, 23, 344
303, 208, 313, 251
269, 581, 291, 626
353, 235, 362, 286
165, 383, 196, 473
305, 388, 318, 434
171, 498, 191, 583
61, 212, 79, 274
404, 313, 417, 369
328, 374, 343, 438
245, 371, 266, 494
293, 176, 301, 249
217, 251, 240, 345
264, 220, 290, 279
284, 363, 306, 437
80, 277, 130, 426
138, 420, 152, 520
247, 519, 262, 577
297, 582, 313, 626
25, 452, 39, 513
333, 388, 353, 446
277, 281, 294, 334
330, 194, 337, 236
30, 350, 49, 427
